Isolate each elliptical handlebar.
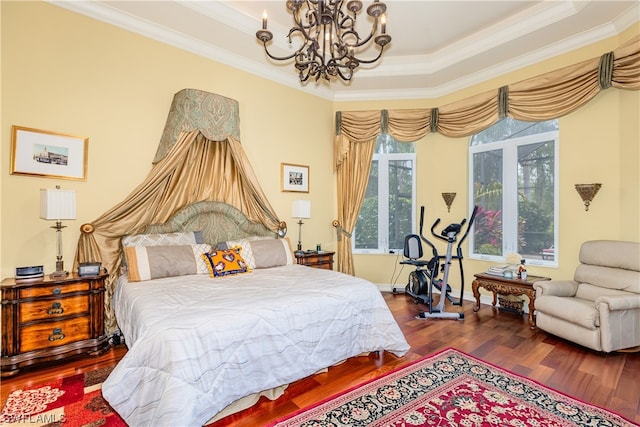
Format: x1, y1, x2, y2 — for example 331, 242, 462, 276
419, 206, 438, 257
427, 205, 479, 244
418, 205, 480, 253
430, 218, 441, 237
457, 205, 479, 249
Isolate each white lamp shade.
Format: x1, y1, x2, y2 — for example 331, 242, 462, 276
291, 199, 311, 219
40, 189, 76, 220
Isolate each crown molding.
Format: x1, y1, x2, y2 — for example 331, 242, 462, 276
47, 1, 639, 103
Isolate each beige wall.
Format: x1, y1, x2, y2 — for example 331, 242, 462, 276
1, 2, 638, 293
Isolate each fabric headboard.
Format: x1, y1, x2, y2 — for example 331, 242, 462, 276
144, 201, 275, 246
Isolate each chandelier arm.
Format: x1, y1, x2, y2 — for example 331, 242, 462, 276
347, 26, 376, 48
291, 8, 316, 40
300, 70, 312, 82
351, 47, 385, 64
336, 65, 354, 81
262, 44, 299, 61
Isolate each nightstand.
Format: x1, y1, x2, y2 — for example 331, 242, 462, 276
1, 272, 110, 376
295, 251, 335, 270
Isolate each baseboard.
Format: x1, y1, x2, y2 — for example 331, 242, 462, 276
376, 283, 530, 313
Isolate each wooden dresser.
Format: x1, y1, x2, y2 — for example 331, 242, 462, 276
1, 272, 110, 376
295, 251, 335, 270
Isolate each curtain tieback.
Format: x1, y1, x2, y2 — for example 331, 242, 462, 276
278, 221, 288, 238
598, 51, 614, 90
332, 220, 352, 241
80, 223, 95, 234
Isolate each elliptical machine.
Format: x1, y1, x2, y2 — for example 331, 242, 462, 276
418, 205, 478, 319
400, 205, 478, 320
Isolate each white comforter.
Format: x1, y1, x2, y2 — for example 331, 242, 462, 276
102, 264, 409, 426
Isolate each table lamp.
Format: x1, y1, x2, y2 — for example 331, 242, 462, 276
40, 186, 76, 277
291, 199, 311, 255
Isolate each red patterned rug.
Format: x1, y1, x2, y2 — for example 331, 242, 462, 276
0, 366, 125, 426
269, 348, 637, 427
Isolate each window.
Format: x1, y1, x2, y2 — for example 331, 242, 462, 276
354, 134, 416, 253
469, 118, 558, 265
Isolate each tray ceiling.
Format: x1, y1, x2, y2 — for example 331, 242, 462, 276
49, 1, 639, 101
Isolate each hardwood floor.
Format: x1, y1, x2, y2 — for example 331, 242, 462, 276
2, 292, 639, 425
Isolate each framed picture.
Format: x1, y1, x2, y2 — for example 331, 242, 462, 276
281, 163, 309, 193
10, 126, 88, 181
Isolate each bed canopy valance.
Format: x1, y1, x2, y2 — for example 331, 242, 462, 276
74, 88, 285, 334
153, 88, 242, 163
332, 34, 640, 275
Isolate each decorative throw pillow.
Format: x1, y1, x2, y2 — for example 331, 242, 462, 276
202, 246, 249, 278
125, 245, 200, 282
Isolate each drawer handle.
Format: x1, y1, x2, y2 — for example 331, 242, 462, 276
47, 302, 64, 315
52, 287, 62, 295
48, 328, 65, 341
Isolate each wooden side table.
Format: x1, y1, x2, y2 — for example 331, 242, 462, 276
295, 251, 335, 270
472, 272, 551, 329
1, 272, 110, 376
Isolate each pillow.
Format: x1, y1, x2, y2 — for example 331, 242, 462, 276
216, 235, 274, 250
244, 238, 294, 269
126, 245, 192, 282
124, 243, 211, 282
220, 236, 277, 269
202, 247, 249, 278
122, 231, 203, 248
192, 244, 213, 274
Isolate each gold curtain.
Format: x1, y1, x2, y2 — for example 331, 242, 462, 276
335, 134, 375, 275
334, 34, 640, 275
334, 111, 379, 274
74, 131, 281, 334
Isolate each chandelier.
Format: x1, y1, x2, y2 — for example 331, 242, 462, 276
255, 0, 391, 83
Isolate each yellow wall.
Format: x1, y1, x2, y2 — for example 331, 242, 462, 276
1, 1, 334, 279
1, 2, 638, 292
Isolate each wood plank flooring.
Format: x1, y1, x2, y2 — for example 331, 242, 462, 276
2, 292, 638, 425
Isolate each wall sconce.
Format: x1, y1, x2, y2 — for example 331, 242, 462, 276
291, 199, 311, 255
575, 183, 602, 211
40, 186, 76, 277
441, 193, 456, 212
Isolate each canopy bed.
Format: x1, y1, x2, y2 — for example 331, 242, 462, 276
73, 89, 409, 426
101, 200, 410, 426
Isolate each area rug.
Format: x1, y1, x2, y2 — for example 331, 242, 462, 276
0, 366, 125, 426
269, 348, 637, 427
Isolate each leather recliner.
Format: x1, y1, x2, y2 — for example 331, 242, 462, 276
533, 240, 640, 353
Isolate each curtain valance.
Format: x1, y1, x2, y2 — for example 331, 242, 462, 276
333, 34, 640, 275
336, 34, 639, 150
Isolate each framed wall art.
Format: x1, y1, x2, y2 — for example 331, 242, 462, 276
10, 125, 88, 181
281, 163, 309, 193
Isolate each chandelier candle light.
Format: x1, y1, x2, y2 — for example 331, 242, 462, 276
256, 0, 391, 83
40, 186, 76, 277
